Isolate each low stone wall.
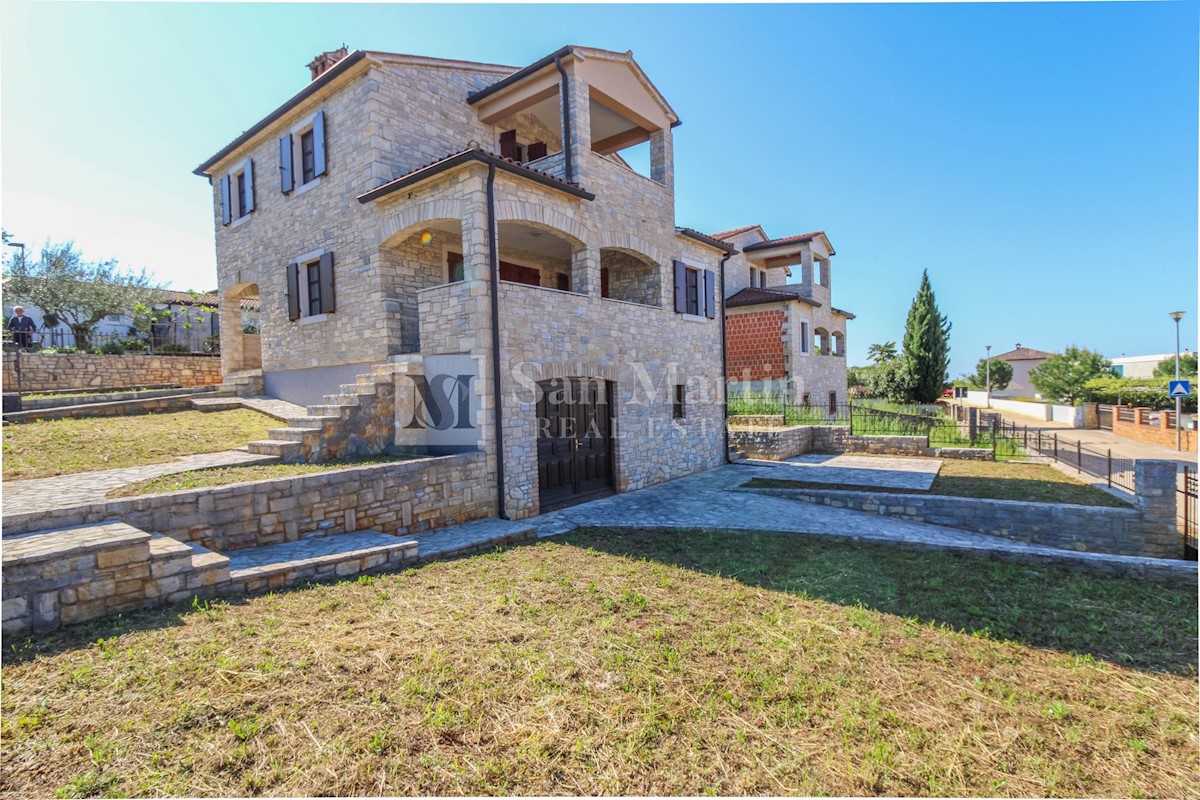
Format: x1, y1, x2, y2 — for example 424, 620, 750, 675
730, 425, 994, 461
747, 460, 1182, 559
3, 353, 222, 393
727, 414, 786, 429
3, 393, 208, 423
1113, 409, 1197, 453
3, 453, 494, 552
13, 386, 209, 411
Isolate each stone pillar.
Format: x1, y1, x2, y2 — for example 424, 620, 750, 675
1081, 402, 1099, 429
820, 257, 831, 292
800, 246, 814, 286
564, 71, 592, 185
572, 245, 601, 297
650, 127, 674, 191
219, 295, 244, 376
1134, 459, 1181, 558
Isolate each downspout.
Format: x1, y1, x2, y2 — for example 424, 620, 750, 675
554, 55, 574, 184
719, 251, 733, 463
486, 162, 508, 519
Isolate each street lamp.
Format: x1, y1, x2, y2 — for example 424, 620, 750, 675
5, 241, 24, 266
1170, 311, 1186, 451
985, 344, 992, 409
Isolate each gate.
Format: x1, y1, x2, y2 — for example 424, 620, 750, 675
1182, 466, 1197, 560
1097, 404, 1113, 430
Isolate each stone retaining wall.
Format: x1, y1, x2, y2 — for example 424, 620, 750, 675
3, 393, 207, 423
746, 460, 1181, 559
3, 353, 222, 393
3, 453, 493, 552
729, 425, 994, 461
12, 386, 210, 411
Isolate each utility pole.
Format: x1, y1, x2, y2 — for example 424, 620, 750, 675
984, 344, 992, 409
1170, 311, 1186, 451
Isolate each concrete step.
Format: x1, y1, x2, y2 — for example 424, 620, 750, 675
285, 415, 339, 429
246, 440, 303, 460
266, 427, 313, 443
225, 530, 418, 594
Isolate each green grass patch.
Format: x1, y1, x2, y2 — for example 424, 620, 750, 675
745, 459, 1130, 507
1, 531, 1193, 797
1, 410, 275, 480
105, 455, 418, 498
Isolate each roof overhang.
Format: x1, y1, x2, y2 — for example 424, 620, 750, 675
676, 227, 737, 254
357, 149, 595, 204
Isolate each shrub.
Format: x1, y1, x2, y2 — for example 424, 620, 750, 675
97, 341, 125, 355
154, 343, 191, 355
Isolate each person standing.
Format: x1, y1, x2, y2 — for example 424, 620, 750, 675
7, 306, 36, 349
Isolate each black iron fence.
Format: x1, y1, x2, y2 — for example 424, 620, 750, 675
2, 329, 219, 355
1182, 467, 1197, 560
995, 419, 1137, 492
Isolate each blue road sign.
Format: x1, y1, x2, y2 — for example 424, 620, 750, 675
1169, 380, 1191, 398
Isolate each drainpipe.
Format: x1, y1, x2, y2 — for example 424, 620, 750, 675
554, 54, 574, 184
719, 250, 732, 463
486, 163, 508, 519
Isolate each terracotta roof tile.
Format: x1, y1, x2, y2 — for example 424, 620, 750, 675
994, 346, 1054, 361
358, 148, 593, 203
709, 224, 763, 241
725, 286, 822, 309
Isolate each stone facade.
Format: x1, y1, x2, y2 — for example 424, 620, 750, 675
201, 47, 726, 519
729, 425, 995, 461
2, 353, 221, 393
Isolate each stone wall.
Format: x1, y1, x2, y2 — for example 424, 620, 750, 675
1113, 408, 1197, 453
2, 353, 221, 393
729, 424, 995, 461
746, 460, 1183, 560
4, 394, 206, 423
729, 425, 811, 460
3, 453, 492, 552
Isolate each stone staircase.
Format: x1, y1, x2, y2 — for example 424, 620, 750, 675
215, 369, 263, 398
246, 362, 404, 463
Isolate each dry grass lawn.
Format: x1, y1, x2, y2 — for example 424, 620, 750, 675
2, 529, 1195, 797
1, 410, 275, 480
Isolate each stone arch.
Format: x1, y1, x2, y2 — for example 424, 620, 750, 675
379, 204, 467, 249
831, 330, 846, 358
221, 281, 261, 376
595, 231, 669, 269
599, 247, 662, 307
493, 200, 590, 250
813, 327, 831, 356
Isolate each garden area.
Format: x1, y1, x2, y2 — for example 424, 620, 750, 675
1, 529, 1194, 797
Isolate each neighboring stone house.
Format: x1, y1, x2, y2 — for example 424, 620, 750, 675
195, 45, 736, 517
993, 345, 1053, 398
713, 225, 854, 412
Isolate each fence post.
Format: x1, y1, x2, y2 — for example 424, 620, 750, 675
1107, 449, 1112, 488
1076, 439, 1082, 473
1053, 433, 1058, 461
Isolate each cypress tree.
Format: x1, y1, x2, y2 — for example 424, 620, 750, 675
901, 270, 952, 403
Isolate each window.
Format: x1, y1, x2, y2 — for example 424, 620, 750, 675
556, 272, 571, 292
684, 268, 700, 316
673, 260, 714, 318
673, 384, 686, 419
220, 159, 254, 225
287, 251, 335, 320
499, 129, 548, 163
279, 110, 327, 194
447, 252, 464, 283
800, 321, 809, 354
750, 267, 766, 288
828, 391, 838, 414
802, 393, 811, 408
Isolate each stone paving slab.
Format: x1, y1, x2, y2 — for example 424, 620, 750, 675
2, 522, 149, 565
1, 450, 278, 520
415, 518, 538, 561
531, 463, 1197, 580
191, 395, 307, 421
226, 530, 416, 576
744, 454, 942, 491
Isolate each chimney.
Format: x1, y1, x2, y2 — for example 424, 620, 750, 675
308, 46, 349, 81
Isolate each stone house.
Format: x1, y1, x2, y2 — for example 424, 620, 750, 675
714, 225, 853, 412
194, 45, 736, 517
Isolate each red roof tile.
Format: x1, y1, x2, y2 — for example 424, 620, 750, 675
726, 287, 822, 309
709, 224, 764, 241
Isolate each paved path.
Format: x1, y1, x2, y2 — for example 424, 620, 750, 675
1, 450, 278, 519
752, 454, 941, 490
191, 395, 308, 421
532, 461, 1196, 576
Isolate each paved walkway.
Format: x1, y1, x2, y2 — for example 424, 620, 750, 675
1, 450, 277, 518
750, 454, 941, 490
191, 395, 308, 421
532, 461, 1196, 577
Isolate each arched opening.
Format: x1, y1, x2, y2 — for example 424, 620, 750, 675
814, 327, 831, 357
496, 220, 583, 293
832, 331, 846, 358
222, 282, 261, 374
599, 248, 661, 307
380, 218, 465, 354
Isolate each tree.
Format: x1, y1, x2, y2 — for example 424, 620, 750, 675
900, 270, 952, 403
1029, 346, 1110, 405
966, 357, 1013, 392
3, 240, 160, 351
868, 358, 917, 403
1153, 353, 1198, 379
866, 341, 898, 364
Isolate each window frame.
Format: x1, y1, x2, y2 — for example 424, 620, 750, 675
684, 267, 700, 316
672, 384, 686, 419
289, 111, 324, 196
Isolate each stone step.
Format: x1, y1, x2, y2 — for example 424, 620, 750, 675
146, 535, 230, 602
339, 382, 377, 395
246, 439, 303, 460
267, 427, 313, 443
320, 393, 362, 407
191, 397, 245, 412
414, 517, 539, 561
306, 403, 352, 418
225, 530, 419, 594
285, 415, 339, 429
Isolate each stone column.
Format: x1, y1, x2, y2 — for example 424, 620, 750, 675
572, 245, 601, 297
219, 295, 244, 376
800, 246, 814, 286
1133, 459, 1181, 559
564, 71, 592, 185
650, 127, 674, 191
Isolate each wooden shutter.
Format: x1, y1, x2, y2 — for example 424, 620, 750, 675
318, 252, 336, 313
243, 159, 255, 213
673, 260, 687, 313
499, 130, 520, 161
556, 272, 570, 291
600, 267, 610, 298
704, 270, 716, 319
313, 111, 327, 176
220, 175, 231, 225
279, 134, 294, 193
286, 263, 301, 321
527, 141, 547, 160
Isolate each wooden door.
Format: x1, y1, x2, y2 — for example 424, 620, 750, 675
536, 378, 614, 511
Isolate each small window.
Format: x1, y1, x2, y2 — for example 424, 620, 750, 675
673, 384, 686, 419
220, 159, 254, 224
556, 272, 571, 292
288, 252, 335, 321
800, 322, 809, 354
447, 252, 464, 283
828, 391, 838, 414
802, 393, 811, 408
684, 268, 700, 316
306, 260, 322, 316
300, 129, 316, 185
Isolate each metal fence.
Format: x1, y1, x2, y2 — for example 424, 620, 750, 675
995, 419, 1137, 492
2, 329, 219, 355
1182, 467, 1197, 560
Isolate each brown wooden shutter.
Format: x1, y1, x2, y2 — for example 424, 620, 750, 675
220, 175, 231, 225
499, 130, 520, 161
704, 270, 716, 318
279, 134, 294, 193
243, 159, 255, 213
556, 272, 570, 291
318, 252, 336, 313
673, 260, 687, 313
527, 141, 547, 160
600, 267, 610, 298
286, 263, 301, 321
313, 111, 327, 176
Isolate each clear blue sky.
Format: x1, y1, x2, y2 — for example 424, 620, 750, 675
2, 1, 1196, 376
